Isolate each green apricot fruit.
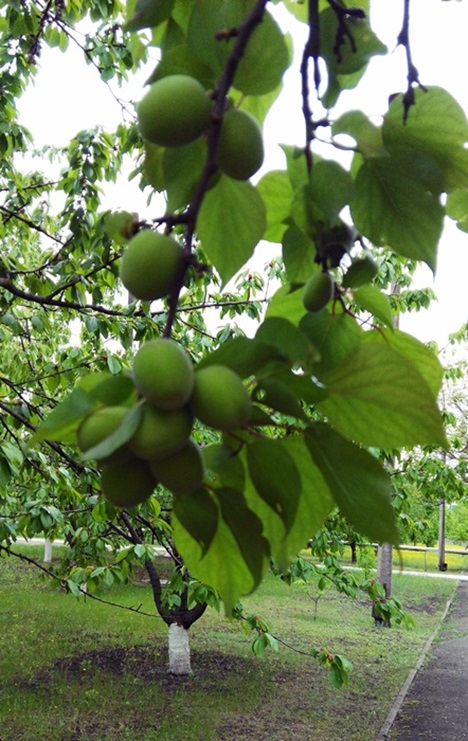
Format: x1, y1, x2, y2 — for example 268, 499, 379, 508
218, 109, 264, 181
150, 438, 204, 497
191, 365, 252, 431
129, 402, 192, 461
77, 406, 132, 463
101, 458, 157, 508
137, 75, 212, 147
133, 338, 194, 410
120, 230, 182, 301
342, 255, 378, 288
302, 272, 334, 313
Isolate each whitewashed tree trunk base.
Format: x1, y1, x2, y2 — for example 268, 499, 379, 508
43, 539, 53, 563
168, 623, 192, 675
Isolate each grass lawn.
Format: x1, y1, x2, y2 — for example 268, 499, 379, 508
0, 545, 460, 741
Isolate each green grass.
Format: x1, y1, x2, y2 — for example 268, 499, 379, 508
0, 545, 459, 741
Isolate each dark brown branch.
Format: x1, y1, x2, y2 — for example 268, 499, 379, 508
397, 0, 427, 122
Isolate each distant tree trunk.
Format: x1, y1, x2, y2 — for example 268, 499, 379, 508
350, 540, 357, 564
373, 542, 393, 626
438, 498, 447, 571
43, 538, 53, 563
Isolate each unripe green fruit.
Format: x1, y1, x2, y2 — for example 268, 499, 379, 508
218, 109, 264, 180
120, 230, 182, 301
77, 406, 131, 463
129, 402, 192, 461
191, 365, 252, 431
133, 338, 194, 410
101, 458, 157, 508
150, 438, 204, 497
302, 272, 334, 312
342, 255, 378, 288
137, 75, 212, 147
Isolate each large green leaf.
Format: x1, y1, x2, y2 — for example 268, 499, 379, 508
446, 190, 468, 232
299, 310, 363, 376
81, 404, 143, 461
351, 156, 444, 271
173, 486, 270, 612
234, 9, 290, 95
383, 87, 468, 192
256, 170, 293, 243
332, 111, 386, 159
318, 339, 447, 449
172, 486, 218, 556
320, 6, 385, 76
280, 436, 334, 557
29, 388, 96, 445
246, 438, 301, 530
255, 316, 317, 368
197, 177, 266, 285
364, 329, 444, 397
305, 423, 399, 545
353, 284, 394, 329
265, 284, 306, 326
163, 138, 208, 211
282, 226, 317, 284
125, 0, 175, 31
196, 336, 279, 377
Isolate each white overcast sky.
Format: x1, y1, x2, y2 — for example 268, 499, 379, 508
17, 0, 468, 349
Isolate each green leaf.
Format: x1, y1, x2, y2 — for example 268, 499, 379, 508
80, 404, 143, 461
305, 423, 399, 544
265, 284, 306, 326
197, 177, 266, 285
318, 338, 447, 449
273, 436, 334, 564
255, 317, 317, 368
234, 10, 290, 95
256, 170, 293, 243
320, 7, 386, 76
172, 486, 218, 555
256, 375, 307, 420
332, 111, 386, 158
363, 329, 444, 397
29, 388, 96, 445
299, 310, 363, 376
173, 486, 269, 613
383, 87, 468, 192
446, 190, 468, 232
197, 336, 279, 378
78, 373, 136, 406
282, 226, 317, 283
0, 453, 12, 488
247, 438, 301, 530
125, 0, 175, 31
163, 138, 208, 211
353, 284, 394, 328
351, 157, 444, 271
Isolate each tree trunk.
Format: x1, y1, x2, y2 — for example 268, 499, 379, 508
373, 542, 393, 626
438, 498, 447, 571
43, 539, 53, 563
168, 623, 192, 675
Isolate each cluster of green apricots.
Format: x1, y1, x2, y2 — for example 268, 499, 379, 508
77, 339, 252, 508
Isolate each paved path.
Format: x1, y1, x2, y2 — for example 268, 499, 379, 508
378, 581, 468, 740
